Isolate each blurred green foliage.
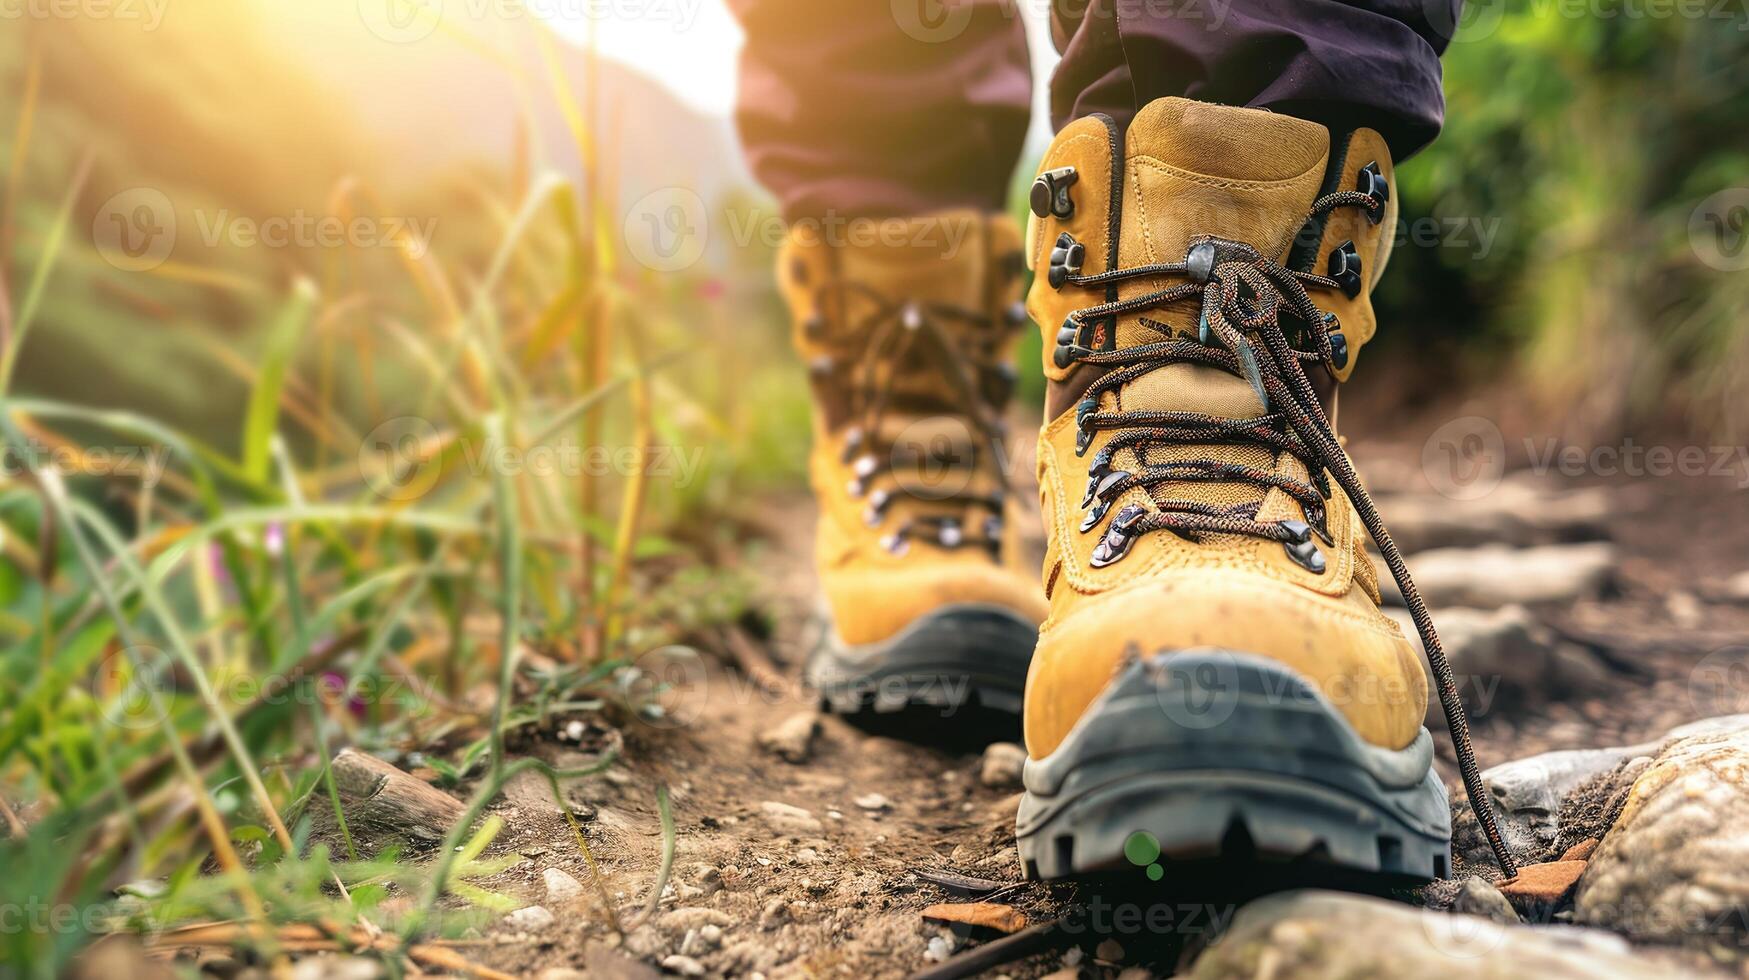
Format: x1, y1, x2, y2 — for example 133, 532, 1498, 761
1378, 0, 1749, 438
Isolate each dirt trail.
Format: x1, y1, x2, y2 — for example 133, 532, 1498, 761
459, 438, 1749, 979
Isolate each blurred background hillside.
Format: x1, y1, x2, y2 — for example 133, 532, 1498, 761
4, 0, 1746, 453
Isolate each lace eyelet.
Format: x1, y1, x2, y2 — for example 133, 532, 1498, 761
901, 303, 924, 331
1048, 233, 1086, 289
1327, 240, 1363, 299
1079, 469, 1130, 533
880, 532, 910, 557
1089, 505, 1147, 568
1356, 162, 1389, 225
1030, 166, 1078, 219
1279, 520, 1327, 574
863, 489, 891, 527
937, 519, 963, 548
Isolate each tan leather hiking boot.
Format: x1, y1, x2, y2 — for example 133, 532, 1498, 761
778, 212, 1047, 726
1014, 98, 1516, 883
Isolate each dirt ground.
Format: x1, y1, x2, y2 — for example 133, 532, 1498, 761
445, 423, 1749, 979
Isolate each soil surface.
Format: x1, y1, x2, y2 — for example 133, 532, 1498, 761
452, 425, 1749, 979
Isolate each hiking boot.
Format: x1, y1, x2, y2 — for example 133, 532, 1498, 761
1015, 98, 1516, 884
778, 212, 1047, 730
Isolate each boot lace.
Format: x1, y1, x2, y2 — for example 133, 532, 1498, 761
1055, 189, 1519, 878
803, 278, 1023, 558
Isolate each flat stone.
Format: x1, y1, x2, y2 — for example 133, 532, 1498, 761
505, 905, 556, 932
1576, 728, 1749, 945
1459, 714, 1749, 865
542, 867, 585, 905
979, 743, 1026, 790
1724, 569, 1749, 602
1185, 890, 1691, 979
1498, 860, 1588, 908
1380, 542, 1616, 609
1387, 604, 1608, 722
660, 955, 705, 977
1374, 476, 1614, 553
759, 801, 823, 836
1450, 877, 1519, 924
853, 793, 890, 811
756, 713, 820, 764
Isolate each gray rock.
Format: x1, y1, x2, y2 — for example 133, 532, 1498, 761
759, 801, 823, 836
1466, 714, 1749, 865
1726, 569, 1749, 602
757, 713, 820, 764
1387, 605, 1608, 721
1576, 728, 1749, 945
852, 793, 890, 811
290, 956, 385, 980
505, 905, 556, 932
1380, 542, 1616, 609
979, 743, 1026, 790
660, 955, 706, 977
543, 867, 585, 905
1186, 890, 1698, 978
1450, 878, 1520, 924
1374, 476, 1614, 553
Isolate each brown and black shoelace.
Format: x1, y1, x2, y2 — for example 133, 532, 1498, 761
1055, 189, 1520, 878
803, 280, 1024, 558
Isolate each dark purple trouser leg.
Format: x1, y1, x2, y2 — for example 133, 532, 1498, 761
1050, 0, 1463, 160
730, 0, 1462, 218
726, 0, 1033, 220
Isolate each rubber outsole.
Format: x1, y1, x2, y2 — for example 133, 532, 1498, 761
1017, 649, 1451, 886
805, 602, 1037, 729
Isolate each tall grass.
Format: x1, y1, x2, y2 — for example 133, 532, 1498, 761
0, 17, 761, 978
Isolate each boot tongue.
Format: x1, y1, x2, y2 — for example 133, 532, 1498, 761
1103, 99, 1331, 511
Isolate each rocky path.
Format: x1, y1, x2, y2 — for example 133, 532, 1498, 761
270, 452, 1749, 979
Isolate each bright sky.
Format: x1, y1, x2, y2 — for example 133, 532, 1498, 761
539, 0, 1058, 147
